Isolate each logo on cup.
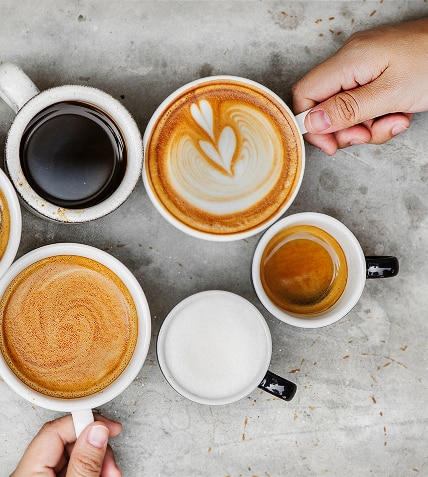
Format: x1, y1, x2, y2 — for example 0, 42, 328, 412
143, 76, 306, 241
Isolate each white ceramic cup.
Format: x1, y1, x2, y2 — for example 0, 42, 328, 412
143, 75, 309, 241
0, 63, 143, 222
157, 290, 297, 405
0, 243, 151, 437
0, 168, 21, 280
252, 212, 399, 328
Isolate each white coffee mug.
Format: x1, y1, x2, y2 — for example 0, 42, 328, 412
0, 168, 21, 280
0, 243, 151, 437
252, 212, 399, 328
143, 75, 309, 241
157, 290, 297, 405
0, 63, 143, 222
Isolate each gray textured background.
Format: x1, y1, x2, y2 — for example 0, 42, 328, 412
1, 1, 427, 476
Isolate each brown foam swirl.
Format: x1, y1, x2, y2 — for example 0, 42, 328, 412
146, 80, 302, 235
0, 255, 138, 398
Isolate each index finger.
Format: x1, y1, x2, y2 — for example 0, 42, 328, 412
291, 43, 386, 114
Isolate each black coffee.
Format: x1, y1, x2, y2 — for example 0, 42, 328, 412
20, 101, 126, 208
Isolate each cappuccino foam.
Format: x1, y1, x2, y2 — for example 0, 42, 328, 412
146, 80, 302, 236
0, 188, 10, 260
0, 255, 138, 398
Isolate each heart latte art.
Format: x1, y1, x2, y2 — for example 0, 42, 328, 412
145, 79, 303, 236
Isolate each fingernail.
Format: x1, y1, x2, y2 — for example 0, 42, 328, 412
392, 124, 408, 136
87, 425, 109, 448
307, 109, 331, 132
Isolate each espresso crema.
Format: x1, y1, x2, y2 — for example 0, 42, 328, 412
0, 188, 10, 260
145, 80, 302, 235
261, 225, 348, 316
0, 255, 138, 398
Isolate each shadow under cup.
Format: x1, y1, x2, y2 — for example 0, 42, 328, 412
143, 75, 305, 241
252, 213, 399, 328
0, 244, 151, 435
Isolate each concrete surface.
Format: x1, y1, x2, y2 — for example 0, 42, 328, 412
1, 1, 428, 476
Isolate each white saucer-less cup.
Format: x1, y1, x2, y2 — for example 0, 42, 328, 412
0, 243, 151, 437
143, 75, 309, 241
157, 290, 297, 405
252, 212, 399, 328
0, 63, 143, 222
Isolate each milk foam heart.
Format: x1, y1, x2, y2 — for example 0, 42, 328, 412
144, 77, 304, 238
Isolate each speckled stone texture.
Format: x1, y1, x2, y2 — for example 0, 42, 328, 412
1, 2, 428, 476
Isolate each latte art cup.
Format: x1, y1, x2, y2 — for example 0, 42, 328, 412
143, 76, 309, 241
157, 290, 297, 405
0, 63, 143, 222
252, 213, 399, 328
0, 243, 151, 437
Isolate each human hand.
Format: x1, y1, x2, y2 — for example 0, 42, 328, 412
11, 414, 122, 477
292, 18, 428, 155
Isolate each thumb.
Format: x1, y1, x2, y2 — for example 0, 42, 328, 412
304, 80, 399, 134
66, 423, 109, 477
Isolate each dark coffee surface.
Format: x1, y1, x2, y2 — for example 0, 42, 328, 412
20, 102, 126, 208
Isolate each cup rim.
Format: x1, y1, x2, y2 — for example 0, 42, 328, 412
0, 243, 151, 412
157, 290, 272, 405
142, 75, 306, 241
5, 85, 143, 223
252, 212, 366, 328
0, 168, 21, 280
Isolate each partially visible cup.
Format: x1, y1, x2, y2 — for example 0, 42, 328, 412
143, 76, 308, 241
0, 243, 151, 437
0, 168, 21, 279
0, 63, 143, 222
252, 212, 399, 328
157, 290, 297, 405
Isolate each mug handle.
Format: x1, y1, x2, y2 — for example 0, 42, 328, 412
365, 256, 399, 278
0, 63, 39, 113
72, 409, 95, 438
294, 109, 310, 135
258, 370, 297, 401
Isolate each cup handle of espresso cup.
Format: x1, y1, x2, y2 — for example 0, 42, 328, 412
365, 256, 399, 278
294, 109, 310, 135
72, 409, 95, 438
258, 370, 297, 401
0, 63, 40, 113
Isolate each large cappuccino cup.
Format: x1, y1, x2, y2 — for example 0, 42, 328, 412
143, 76, 308, 241
0, 63, 143, 222
0, 243, 151, 437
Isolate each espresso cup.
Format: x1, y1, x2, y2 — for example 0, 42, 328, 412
252, 213, 399, 328
0, 243, 151, 437
143, 76, 308, 241
0, 168, 21, 279
0, 63, 143, 222
157, 290, 297, 405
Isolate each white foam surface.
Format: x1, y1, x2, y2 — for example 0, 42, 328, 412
157, 290, 271, 405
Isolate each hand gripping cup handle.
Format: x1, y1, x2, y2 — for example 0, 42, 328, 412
0, 63, 40, 113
